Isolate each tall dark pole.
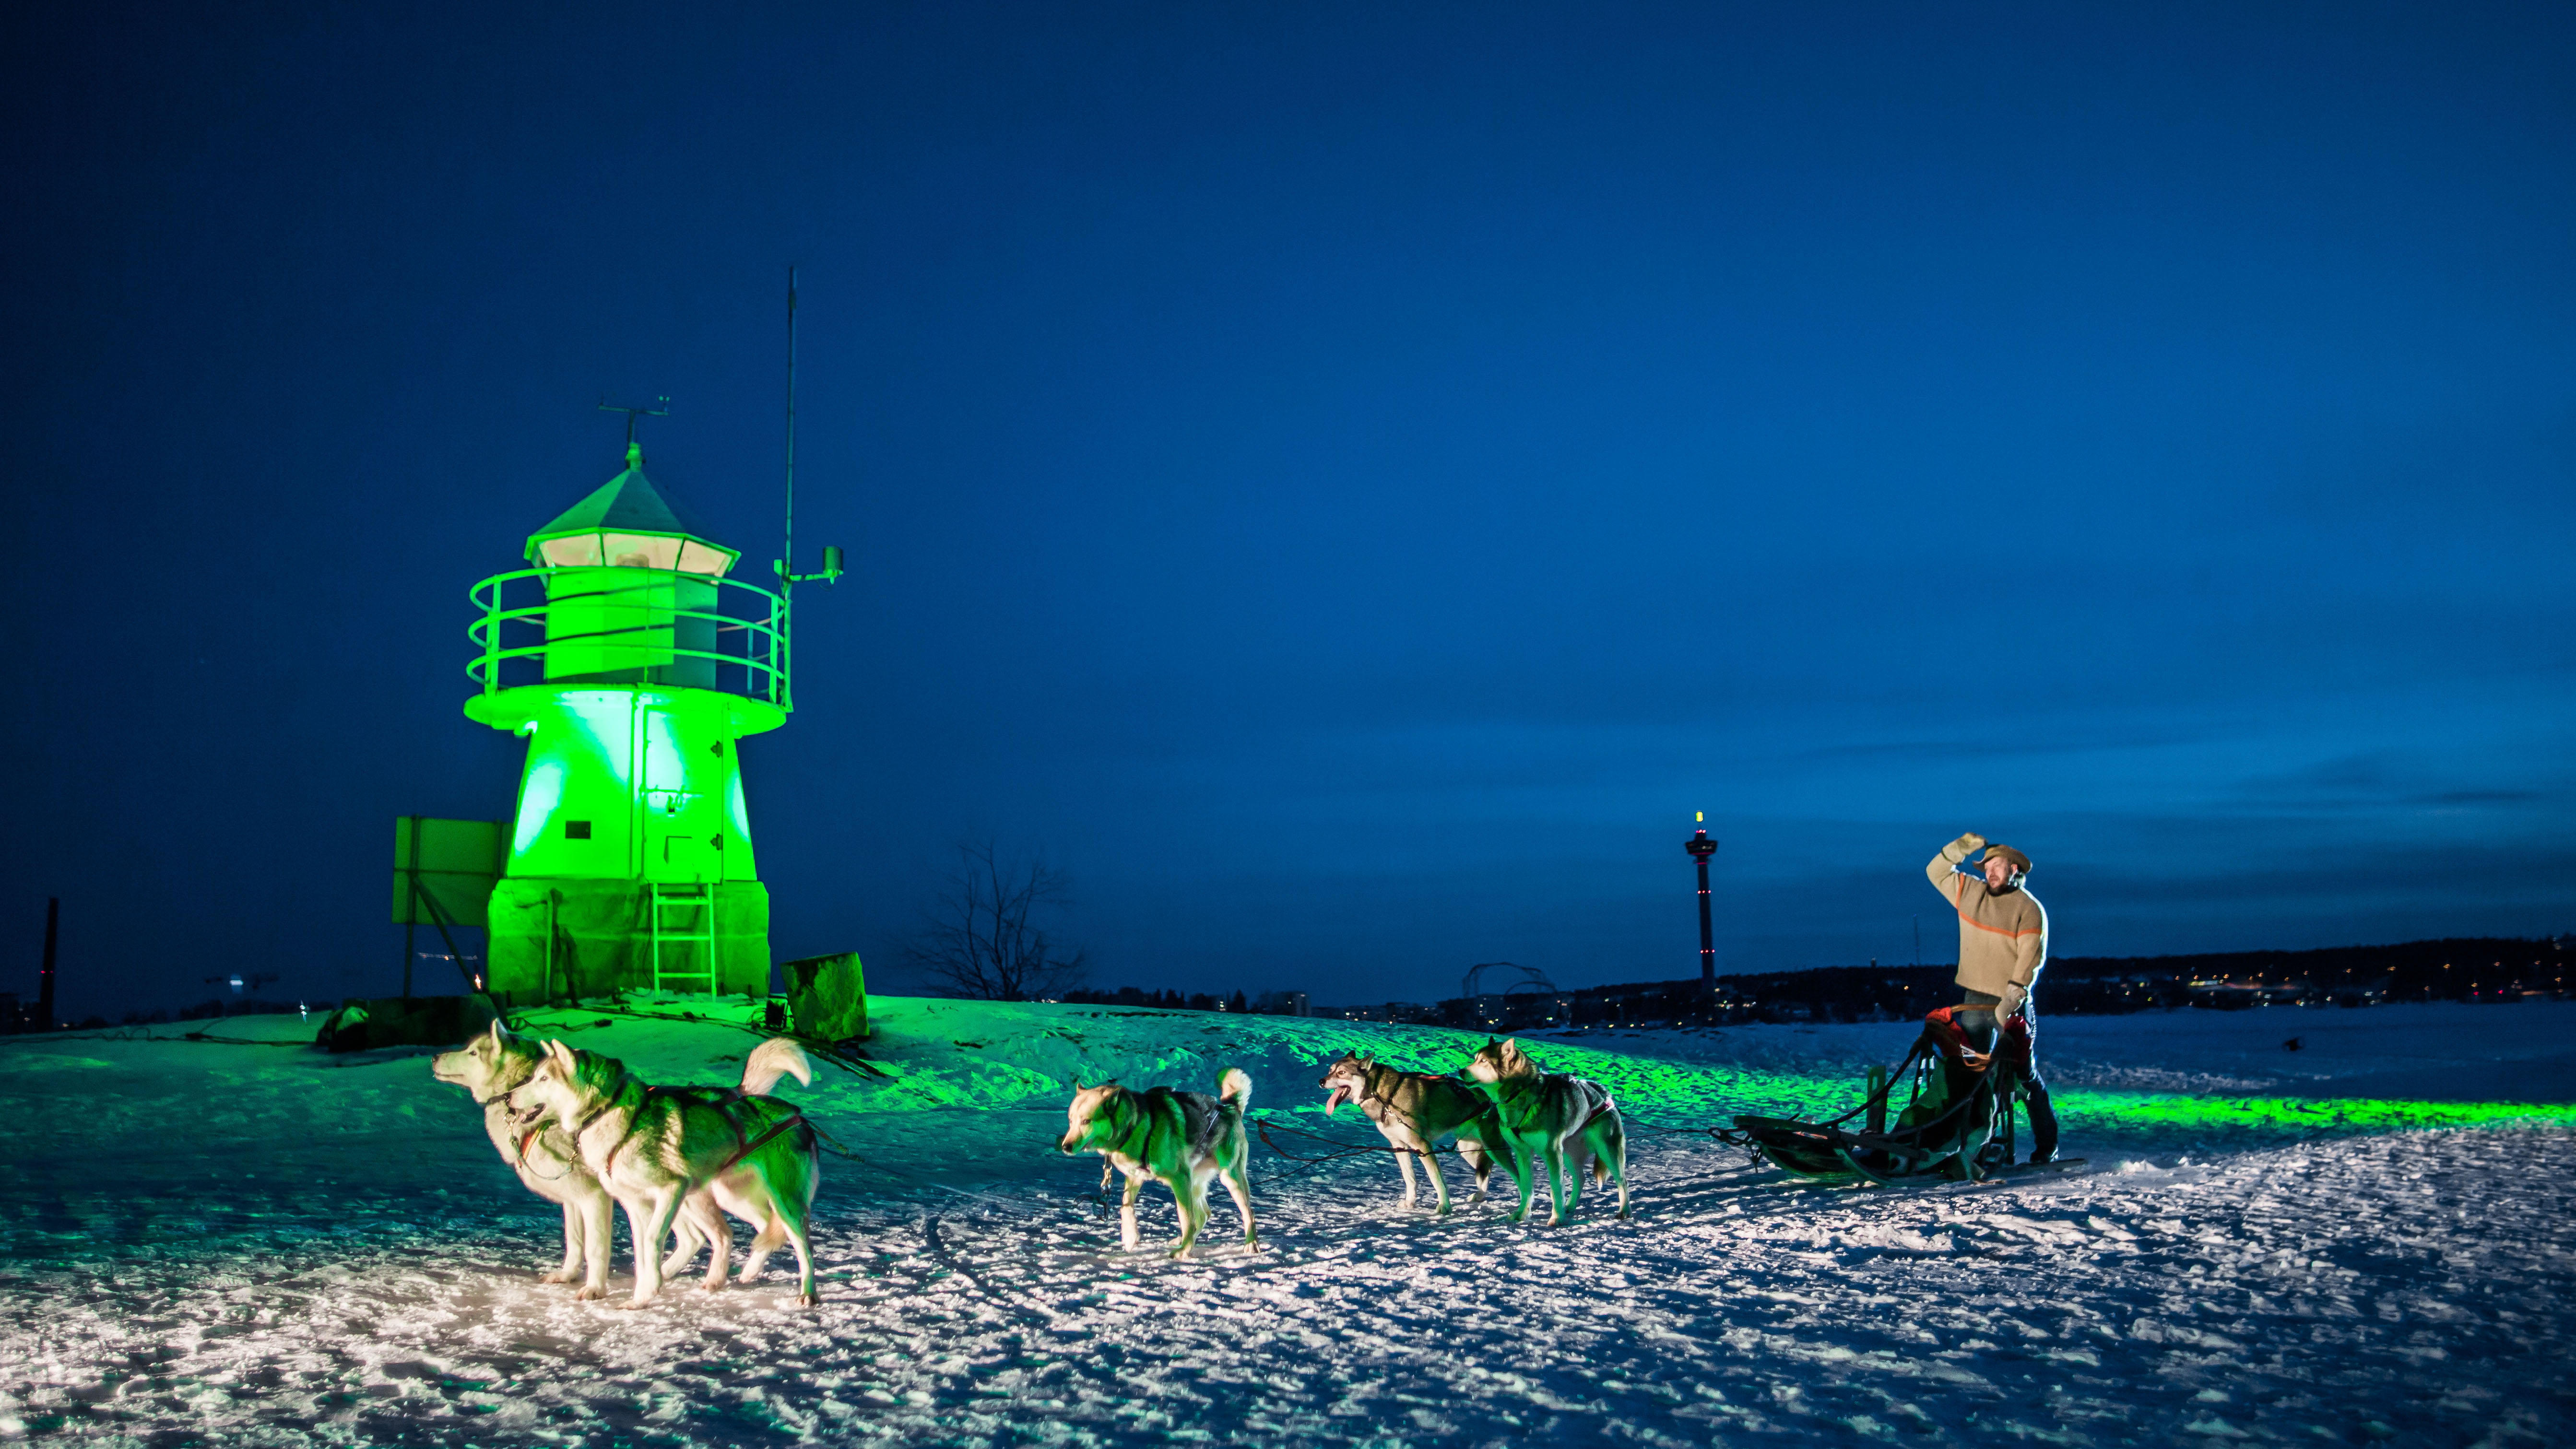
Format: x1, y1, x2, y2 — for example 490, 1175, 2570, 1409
402, 815, 420, 1002
779, 265, 798, 714
1685, 815, 1719, 988
38, 896, 59, 1030
784, 263, 797, 590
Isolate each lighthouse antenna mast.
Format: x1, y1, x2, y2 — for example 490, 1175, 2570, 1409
782, 264, 798, 601
769, 265, 844, 715
772, 266, 845, 600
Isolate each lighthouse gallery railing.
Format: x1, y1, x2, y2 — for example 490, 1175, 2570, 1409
467, 566, 791, 709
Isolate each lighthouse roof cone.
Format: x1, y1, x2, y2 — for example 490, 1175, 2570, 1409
525, 442, 741, 577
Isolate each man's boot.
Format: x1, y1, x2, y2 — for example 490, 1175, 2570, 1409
2025, 1074, 2060, 1164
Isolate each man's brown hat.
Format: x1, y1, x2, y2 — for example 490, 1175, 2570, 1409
1983, 844, 2032, 873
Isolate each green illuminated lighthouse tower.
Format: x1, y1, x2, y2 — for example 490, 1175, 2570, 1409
463, 434, 813, 1004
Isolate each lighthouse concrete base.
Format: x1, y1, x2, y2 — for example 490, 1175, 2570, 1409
481, 878, 772, 1006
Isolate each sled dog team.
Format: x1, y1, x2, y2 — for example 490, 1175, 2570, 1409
434, 1024, 1624, 1308
1063, 1037, 1629, 1261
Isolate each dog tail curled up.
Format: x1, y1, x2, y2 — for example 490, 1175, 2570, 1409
741, 1037, 815, 1096
1218, 1067, 1253, 1109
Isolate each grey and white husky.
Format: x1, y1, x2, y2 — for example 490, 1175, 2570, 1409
509, 1036, 823, 1308
1317, 1051, 1529, 1218
1059, 1070, 1259, 1259
431, 1021, 722, 1298
1465, 1037, 1630, 1225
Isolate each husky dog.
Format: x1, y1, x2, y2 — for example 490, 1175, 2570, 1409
431, 1021, 723, 1297
1317, 1051, 1529, 1218
510, 1037, 823, 1308
1059, 1070, 1259, 1259
1465, 1037, 1630, 1225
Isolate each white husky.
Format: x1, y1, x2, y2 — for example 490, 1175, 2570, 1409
432, 1022, 721, 1298
510, 1036, 822, 1308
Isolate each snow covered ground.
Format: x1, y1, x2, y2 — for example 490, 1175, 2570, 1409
3, 998, 2572, 1446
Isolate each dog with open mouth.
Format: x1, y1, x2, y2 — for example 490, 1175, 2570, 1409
1317, 1051, 1528, 1218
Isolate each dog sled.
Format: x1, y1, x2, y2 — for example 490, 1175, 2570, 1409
1725, 1007, 2060, 1186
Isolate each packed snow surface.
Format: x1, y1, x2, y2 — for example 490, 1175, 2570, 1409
3, 999, 2572, 1446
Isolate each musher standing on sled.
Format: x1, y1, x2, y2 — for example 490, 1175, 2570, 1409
1927, 832, 2059, 1164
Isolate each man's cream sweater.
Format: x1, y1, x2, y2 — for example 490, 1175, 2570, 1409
1926, 833, 2048, 1005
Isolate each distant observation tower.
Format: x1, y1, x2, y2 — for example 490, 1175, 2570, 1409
1684, 813, 1719, 987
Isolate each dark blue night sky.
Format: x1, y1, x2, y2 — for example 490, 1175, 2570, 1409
6, 4, 2572, 1019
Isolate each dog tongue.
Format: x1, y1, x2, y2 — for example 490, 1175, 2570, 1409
1323, 1086, 1349, 1116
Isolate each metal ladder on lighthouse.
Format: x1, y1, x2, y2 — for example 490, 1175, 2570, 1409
649, 883, 718, 996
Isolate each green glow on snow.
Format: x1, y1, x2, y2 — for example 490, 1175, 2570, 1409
1459, 1035, 2576, 1146
2053, 1090, 2576, 1137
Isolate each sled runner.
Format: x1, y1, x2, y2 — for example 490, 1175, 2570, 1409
1724, 1007, 2046, 1186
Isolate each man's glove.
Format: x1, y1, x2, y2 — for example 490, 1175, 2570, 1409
1999, 982, 2027, 1020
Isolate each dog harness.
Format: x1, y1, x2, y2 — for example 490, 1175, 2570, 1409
1093, 1086, 1229, 1173
1351, 1064, 1398, 1118
510, 1076, 628, 1175
1101, 1090, 1166, 1166
1360, 1063, 1476, 1120
593, 1083, 808, 1178
483, 1056, 577, 1179
513, 1059, 810, 1180
1484, 1069, 1616, 1134
1352, 1063, 1471, 1157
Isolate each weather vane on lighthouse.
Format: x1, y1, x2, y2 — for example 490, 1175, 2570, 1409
597, 395, 670, 449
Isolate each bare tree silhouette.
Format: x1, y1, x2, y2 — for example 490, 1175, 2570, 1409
904, 839, 1090, 1001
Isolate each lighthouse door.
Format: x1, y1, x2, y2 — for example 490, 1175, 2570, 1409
636, 704, 723, 885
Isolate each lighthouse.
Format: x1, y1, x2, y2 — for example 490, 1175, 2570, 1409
463, 437, 801, 1004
